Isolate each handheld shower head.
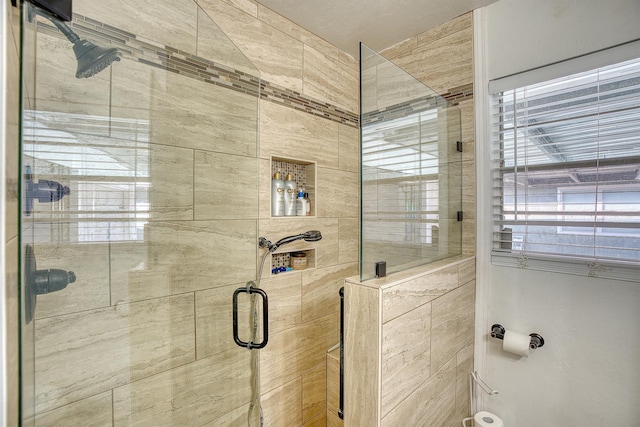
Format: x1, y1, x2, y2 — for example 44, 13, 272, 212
259, 230, 322, 252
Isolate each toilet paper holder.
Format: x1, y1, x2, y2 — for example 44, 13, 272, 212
491, 324, 545, 349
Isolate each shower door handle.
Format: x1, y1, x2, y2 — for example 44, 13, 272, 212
232, 285, 269, 350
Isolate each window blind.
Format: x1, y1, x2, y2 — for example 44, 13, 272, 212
490, 56, 640, 281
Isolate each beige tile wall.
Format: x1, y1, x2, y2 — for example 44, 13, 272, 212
25, 1, 359, 426
345, 256, 476, 426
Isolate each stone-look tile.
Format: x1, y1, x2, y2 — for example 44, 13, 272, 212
5, 20, 20, 244
195, 150, 258, 220
380, 36, 418, 60
145, 220, 257, 293
262, 377, 302, 427
391, 26, 473, 97
35, 391, 112, 427
260, 312, 338, 392
22, 18, 38, 111
303, 45, 358, 114
150, 70, 258, 157
416, 12, 473, 47
462, 158, 476, 220
8, 0, 21, 44
110, 241, 172, 304
200, 403, 252, 427
302, 262, 357, 323
110, 57, 152, 111
5, 238, 20, 424
148, 143, 195, 220
338, 218, 359, 265
195, 284, 255, 359
373, 59, 435, 112
256, 4, 355, 67
304, 413, 328, 427
75, 0, 198, 54
458, 257, 476, 286
344, 283, 379, 427
34, 32, 110, 114
455, 343, 474, 422
258, 158, 271, 218
104, 107, 151, 147
459, 99, 475, 163
381, 357, 457, 427
198, 0, 304, 91
302, 363, 326, 423
258, 218, 339, 276
259, 272, 302, 334
33, 243, 110, 319
35, 294, 195, 413
219, 0, 258, 17
382, 264, 458, 322
196, 6, 258, 75
431, 281, 476, 373
259, 100, 339, 167
360, 54, 379, 115
113, 347, 252, 426
317, 168, 359, 219
381, 302, 431, 417
462, 220, 476, 255
326, 349, 343, 427
338, 123, 359, 173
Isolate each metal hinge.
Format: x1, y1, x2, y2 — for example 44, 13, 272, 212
456, 140, 463, 153
457, 211, 463, 221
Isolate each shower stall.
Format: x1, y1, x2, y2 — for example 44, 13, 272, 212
19, 1, 266, 425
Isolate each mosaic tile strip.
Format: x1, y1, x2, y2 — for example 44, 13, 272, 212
272, 252, 291, 270
361, 83, 474, 126
37, 14, 359, 128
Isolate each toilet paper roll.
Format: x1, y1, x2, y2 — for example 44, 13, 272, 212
503, 329, 530, 357
474, 411, 504, 427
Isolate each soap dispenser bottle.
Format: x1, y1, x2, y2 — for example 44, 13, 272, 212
283, 173, 297, 216
271, 172, 285, 216
296, 190, 307, 216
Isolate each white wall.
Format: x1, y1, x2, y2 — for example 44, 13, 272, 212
476, 1, 640, 426
485, 0, 640, 80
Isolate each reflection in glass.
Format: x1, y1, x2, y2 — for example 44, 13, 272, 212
360, 43, 462, 280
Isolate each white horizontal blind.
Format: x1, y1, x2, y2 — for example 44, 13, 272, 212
490, 56, 640, 280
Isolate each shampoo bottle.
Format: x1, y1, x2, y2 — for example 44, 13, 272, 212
284, 173, 297, 216
271, 172, 285, 216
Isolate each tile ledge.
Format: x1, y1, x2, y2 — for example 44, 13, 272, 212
345, 254, 475, 290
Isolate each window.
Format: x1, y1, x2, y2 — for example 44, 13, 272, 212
490, 55, 640, 281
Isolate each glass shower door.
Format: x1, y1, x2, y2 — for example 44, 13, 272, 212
19, 2, 262, 425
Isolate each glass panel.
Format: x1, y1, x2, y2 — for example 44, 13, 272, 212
20, 3, 38, 425
20, 3, 261, 425
360, 43, 462, 281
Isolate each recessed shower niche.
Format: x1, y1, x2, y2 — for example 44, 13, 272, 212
270, 156, 317, 218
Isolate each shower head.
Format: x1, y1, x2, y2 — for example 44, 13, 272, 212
259, 230, 322, 252
72, 40, 120, 78
34, 6, 120, 78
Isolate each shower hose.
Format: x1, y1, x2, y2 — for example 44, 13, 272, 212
248, 250, 270, 427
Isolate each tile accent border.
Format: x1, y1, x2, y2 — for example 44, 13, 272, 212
362, 83, 474, 126
36, 14, 359, 128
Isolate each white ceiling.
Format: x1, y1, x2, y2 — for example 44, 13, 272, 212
255, 0, 499, 58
